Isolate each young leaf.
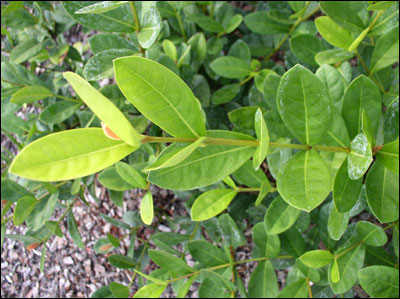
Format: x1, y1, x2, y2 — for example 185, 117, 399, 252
328, 207, 350, 241
139, 7, 162, 49
224, 14, 243, 34
331, 259, 340, 283
264, 195, 301, 235
191, 189, 237, 221
248, 261, 278, 298
115, 162, 147, 189
210, 56, 251, 79
277, 150, 331, 212
359, 266, 399, 298
114, 56, 206, 138
133, 269, 168, 285
140, 191, 154, 225
333, 158, 363, 212
10, 86, 53, 105
277, 64, 332, 145
356, 221, 388, 246
299, 250, 334, 268
253, 108, 270, 171
63, 72, 141, 147
315, 16, 353, 49
162, 39, 177, 61
148, 131, 255, 190
13, 196, 38, 226
108, 254, 136, 269
188, 240, 229, 266
109, 282, 130, 299
75, 1, 128, 14
255, 180, 272, 207
348, 133, 373, 180
375, 139, 399, 174
342, 75, 382, 139
370, 26, 399, 74
145, 137, 206, 171
9, 128, 138, 181
148, 250, 194, 275
362, 110, 375, 147
133, 284, 167, 298
366, 160, 399, 223
315, 49, 354, 65
67, 210, 84, 249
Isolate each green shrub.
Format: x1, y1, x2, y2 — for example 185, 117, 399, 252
1, 1, 399, 298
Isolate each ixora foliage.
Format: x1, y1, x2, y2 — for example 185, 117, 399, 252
1, 1, 399, 298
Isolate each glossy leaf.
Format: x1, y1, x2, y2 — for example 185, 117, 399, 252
148, 250, 194, 275
145, 137, 206, 171
299, 250, 334, 268
9, 128, 138, 181
62, 1, 135, 33
191, 189, 237, 221
63, 72, 140, 147
356, 221, 388, 246
315, 16, 353, 49
253, 109, 270, 170
68, 210, 85, 249
333, 158, 363, 212
244, 12, 291, 34
331, 259, 340, 283
264, 195, 301, 234
277, 64, 332, 145
115, 162, 147, 189
210, 56, 251, 79
359, 266, 399, 298
277, 150, 331, 212
162, 39, 177, 61
289, 34, 328, 66
148, 131, 255, 190
342, 75, 382, 139
133, 284, 166, 299
140, 191, 153, 225
114, 56, 206, 138
188, 240, 229, 266
315, 49, 354, 65
348, 133, 373, 180
328, 207, 350, 241
10, 86, 53, 105
88, 33, 136, 53
362, 109, 375, 147
376, 139, 399, 174
370, 26, 399, 74
316, 65, 347, 111
139, 7, 162, 49
13, 196, 38, 226
248, 261, 278, 298
384, 97, 399, 143
75, 1, 128, 14
366, 160, 399, 223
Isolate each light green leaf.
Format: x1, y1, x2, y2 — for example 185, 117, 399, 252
114, 56, 206, 138
62, 1, 135, 33
366, 160, 399, 223
233, 160, 269, 188
342, 75, 382, 139
133, 269, 168, 285
63, 72, 140, 147
148, 250, 194, 275
264, 195, 301, 234
115, 162, 147, 189
163, 39, 177, 61
10, 86, 53, 105
148, 131, 255, 190
191, 189, 237, 221
222, 176, 236, 189
210, 56, 251, 79
45, 221, 63, 238
248, 261, 278, 298
139, 7, 162, 49
277, 64, 332, 145
277, 150, 331, 212
299, 250, 334, 268
359, 266, 399, 298
370, 26, 399, 74
368, 1, 397, 10
98, 167, 137, 191
328, 206, 350, 240
255, 180, 272, 207
315, 49, 355, 65
329, 244, 365, 293
188, 240, 229, 266
10, 39, 44, 64
211, 83, 240, 105
253, 108, 270, 171
277, 279, 308, 298
289, 34, 328, 66
316, 65, 347, 111
362, 109, 376, 147
224, 14, 243, 34
145, 137, 206, 171
333, 158, 363, 212
84, 49, 137, 81
109, 282, 130, 299
75, 1, 128, 14
68, 210, 85, 249
320, 1, 366, 32
140, 191, 153, 225
315, 16, 353, 49
348, 133, 373, 180
252, 222, 280, 259
108, 254, 136, 269
356, 221, 388, 246
244, 11, 291, 34
9, 128, 138, 181
13, 196, 38, 226
133, 284, 166, 298
39, 101, 81, 125
376, 139, 399, 174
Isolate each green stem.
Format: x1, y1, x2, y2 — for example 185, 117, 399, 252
130, 1, 144, 54
52, 94, 81, 103
306, 277, 313, 298
181, 222, 200, 259
171, 2, 186, 41
128, 243, 149, 289
239, 74, 256, 85
335, 240, 364, 259
1, 79, 26, 87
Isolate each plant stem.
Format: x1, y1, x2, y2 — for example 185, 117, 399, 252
181, 222, 200, 259
171, 2, 186, 41
306, 277, 313, 298
1, 79, 26, 87
52, 94, 81, 103
129, 1, 144, 54
335, 240, 363, 259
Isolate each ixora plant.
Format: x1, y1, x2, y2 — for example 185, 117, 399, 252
1, 1, 399, 298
